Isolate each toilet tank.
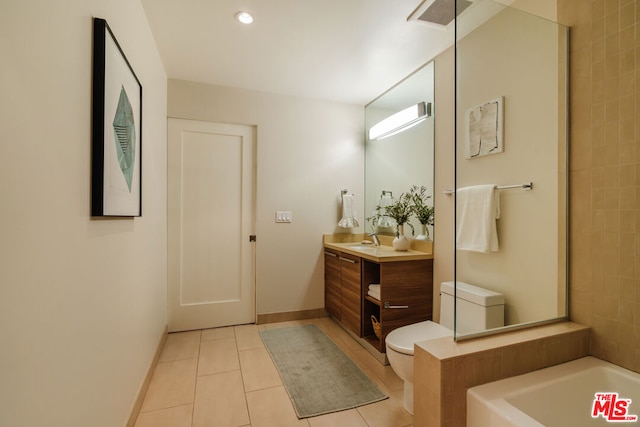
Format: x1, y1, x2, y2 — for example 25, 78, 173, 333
439, 281, 504, 335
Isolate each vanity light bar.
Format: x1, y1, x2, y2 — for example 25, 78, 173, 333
368, 102, 431, 141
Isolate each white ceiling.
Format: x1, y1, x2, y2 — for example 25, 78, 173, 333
141, 0, 455, 106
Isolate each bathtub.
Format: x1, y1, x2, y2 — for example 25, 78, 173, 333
467, 357, 640, 426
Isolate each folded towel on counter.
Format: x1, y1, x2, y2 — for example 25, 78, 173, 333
456, 185, 500, 253
338, 194, 359, 228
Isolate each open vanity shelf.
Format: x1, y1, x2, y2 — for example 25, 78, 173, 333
362, 258, 433, 351
323, 239, 433, 354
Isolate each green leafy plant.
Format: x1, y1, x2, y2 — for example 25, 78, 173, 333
409, 185, 434, 227
409, 185, 434, 239
369, 185, 435, 238
373, 191, 415, 237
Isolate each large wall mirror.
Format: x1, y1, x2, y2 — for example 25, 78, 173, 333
454, 1, 569, 339
364, 61, 435, 240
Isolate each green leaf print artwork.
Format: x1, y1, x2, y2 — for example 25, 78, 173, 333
112, 86, 136, 192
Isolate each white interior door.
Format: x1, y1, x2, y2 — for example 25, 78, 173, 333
168, 118, 256, 332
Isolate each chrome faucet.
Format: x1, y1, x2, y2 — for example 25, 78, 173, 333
368, 232, 380, 246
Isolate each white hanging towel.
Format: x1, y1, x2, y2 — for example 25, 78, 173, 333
338, 194, 359, 228
456, 185, 500, 253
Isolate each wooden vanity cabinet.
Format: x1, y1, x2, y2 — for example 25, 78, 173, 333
323, 246, 433, 353
323, 248, 362, 336
339, 252, 362, 336
323, 249, 341, 321
362, 259, 433, 352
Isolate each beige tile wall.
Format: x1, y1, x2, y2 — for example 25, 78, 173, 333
559, 0, 640, 373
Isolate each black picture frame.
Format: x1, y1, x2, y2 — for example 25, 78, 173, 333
92, 17, 142, 217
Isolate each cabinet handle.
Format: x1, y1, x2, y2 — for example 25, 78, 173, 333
384, 301, 409, 309
324, 251, 338, 257
339, 257, 358, 264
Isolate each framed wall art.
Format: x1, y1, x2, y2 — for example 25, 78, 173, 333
465, 96, 504, 159
92, 17, 142, 217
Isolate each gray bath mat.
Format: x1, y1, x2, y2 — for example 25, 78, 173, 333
259, 324, 388, 418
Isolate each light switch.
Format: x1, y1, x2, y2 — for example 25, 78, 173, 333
276, 211, 292, 223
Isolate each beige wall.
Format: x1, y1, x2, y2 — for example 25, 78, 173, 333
168, 80, 364, 316
560, 0, 640, 373
0, 1, 168, 426
455, 7, 563, 326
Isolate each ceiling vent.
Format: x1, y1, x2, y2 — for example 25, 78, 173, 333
408, 0, 473, 27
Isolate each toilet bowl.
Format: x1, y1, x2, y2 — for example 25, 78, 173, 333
386, 320, 452, 414
385, 281, 505, 414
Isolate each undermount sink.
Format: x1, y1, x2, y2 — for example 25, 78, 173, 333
345, 243, 395, 252
347, 245, 377, 250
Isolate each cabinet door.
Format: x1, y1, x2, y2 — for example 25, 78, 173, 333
380, 259, 433, 347
340, 253, 362, 336
324, 249, 341, 320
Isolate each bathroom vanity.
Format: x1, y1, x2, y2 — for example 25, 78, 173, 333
323, 235, 433, 356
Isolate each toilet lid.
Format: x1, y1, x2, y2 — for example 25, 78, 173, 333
385, 321, 452, 355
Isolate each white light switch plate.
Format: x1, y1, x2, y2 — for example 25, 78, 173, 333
276, 211, 292, 223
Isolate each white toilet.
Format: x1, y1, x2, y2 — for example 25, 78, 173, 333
385, 281, 505, 414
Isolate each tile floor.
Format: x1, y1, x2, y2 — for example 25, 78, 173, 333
134, 317, 413, 427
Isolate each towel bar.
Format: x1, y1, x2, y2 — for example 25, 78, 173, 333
443, 182, 533, 195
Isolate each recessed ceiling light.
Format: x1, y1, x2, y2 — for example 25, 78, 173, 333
235, 11, 254, 24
